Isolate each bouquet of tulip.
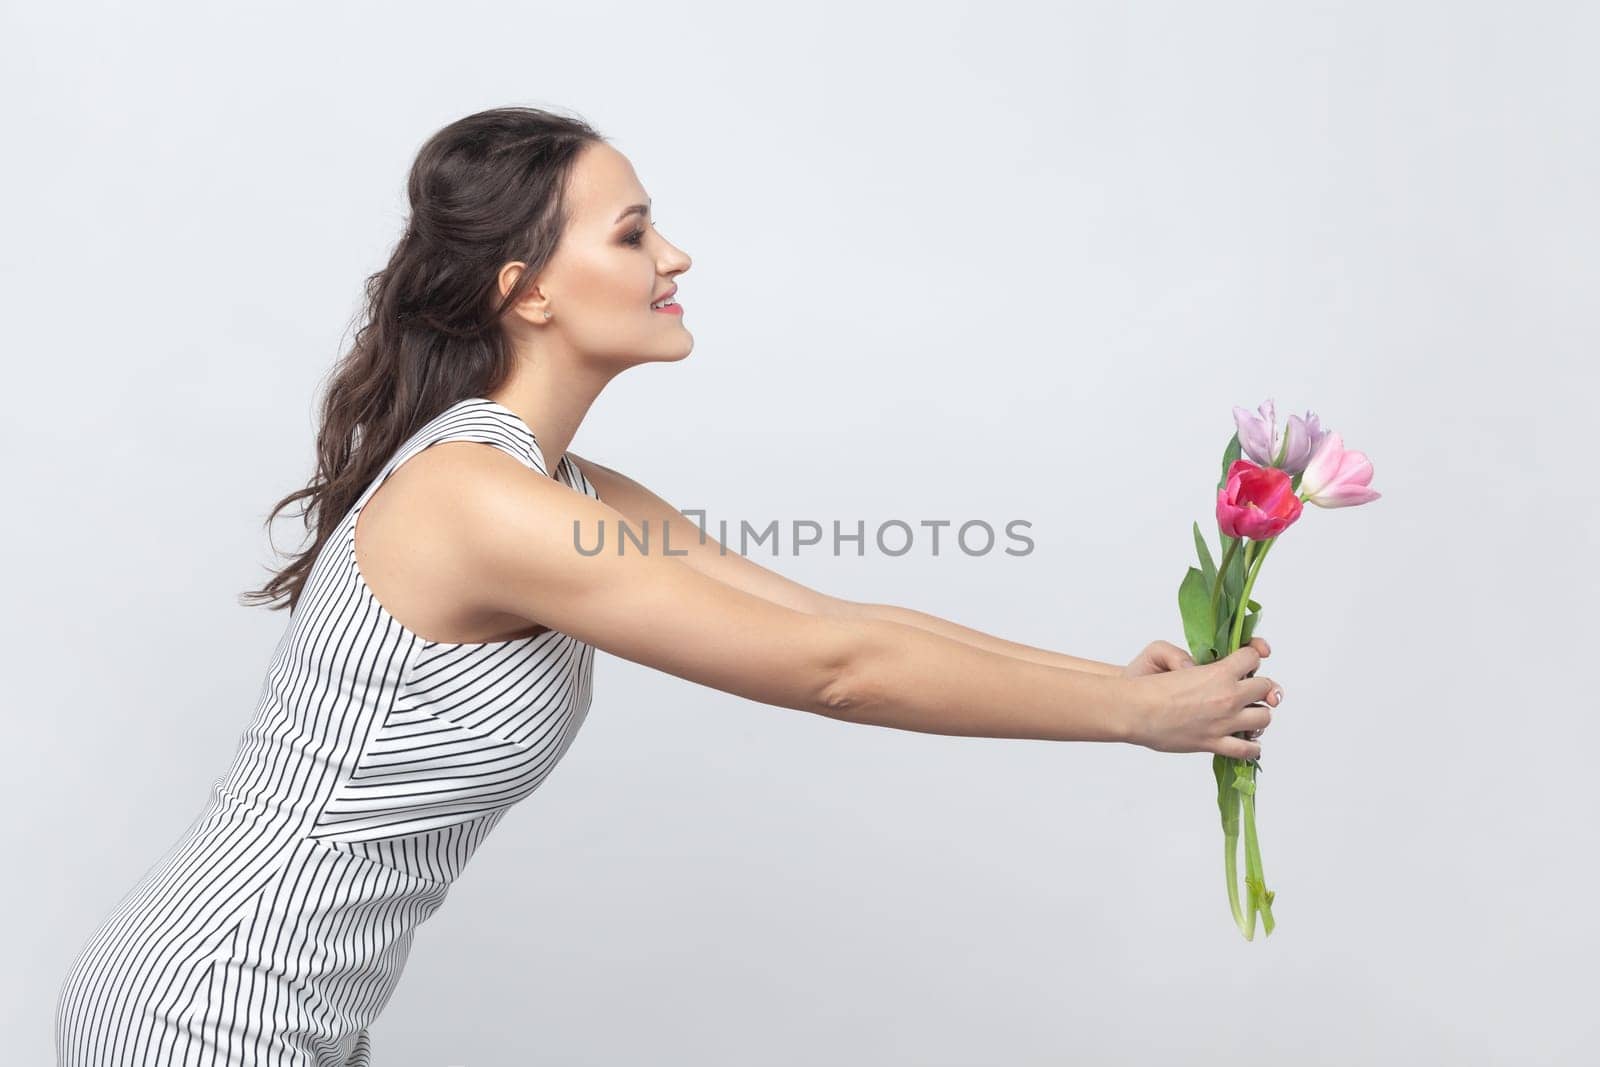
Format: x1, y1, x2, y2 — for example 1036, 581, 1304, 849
1178, 399, 1381, 940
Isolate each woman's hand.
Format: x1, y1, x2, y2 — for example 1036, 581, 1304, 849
1120, 639, 1280, 759
1120, 636, 1271, 679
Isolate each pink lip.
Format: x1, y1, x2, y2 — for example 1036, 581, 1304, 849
652, 300, 683, 316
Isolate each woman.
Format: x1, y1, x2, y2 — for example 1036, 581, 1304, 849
55, 105, 1282, 1065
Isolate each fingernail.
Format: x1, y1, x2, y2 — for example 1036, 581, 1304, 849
1271, 689, 1283, 704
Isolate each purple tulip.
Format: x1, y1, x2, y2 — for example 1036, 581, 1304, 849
1298, 431, 1382, 508
1232, 398, 1329, 476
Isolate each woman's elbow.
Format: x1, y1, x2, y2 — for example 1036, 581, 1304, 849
811, 616, 888, 722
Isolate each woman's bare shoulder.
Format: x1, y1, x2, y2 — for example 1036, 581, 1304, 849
353, 439, 557, 643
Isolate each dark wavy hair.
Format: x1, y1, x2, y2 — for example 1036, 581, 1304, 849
239, 105, 607, 614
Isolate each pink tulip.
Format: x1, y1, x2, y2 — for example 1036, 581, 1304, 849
1216, 459, 1304, 541
1298, 431, 1381, 508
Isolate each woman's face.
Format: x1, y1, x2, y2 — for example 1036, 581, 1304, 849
503, 140, 693, 368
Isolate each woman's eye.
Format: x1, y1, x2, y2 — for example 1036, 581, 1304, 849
623, 220, 659, 247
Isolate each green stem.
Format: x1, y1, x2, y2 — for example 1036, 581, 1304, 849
1241, 774, 1261, 940
1240, 772, 1275, 938
1208, 537, 1240, 640
1230, 536, 1274, 653
1215, 755, 1246, 935
1225, 540, 1278, 940
1225, 833, 1245, 934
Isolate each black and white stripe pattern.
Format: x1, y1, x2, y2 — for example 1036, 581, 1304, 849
56, 398, 599, 1065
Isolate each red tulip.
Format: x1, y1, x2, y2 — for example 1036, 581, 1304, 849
1216, 458, 1303, 540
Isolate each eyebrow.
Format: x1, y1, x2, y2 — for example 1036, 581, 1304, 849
613, 200, 652, 224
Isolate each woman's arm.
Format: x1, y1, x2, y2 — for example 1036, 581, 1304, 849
833, 601, 1121, 677
569, 452, 850, 616
571, 453, 1121, 677
440, 448, 1136, 743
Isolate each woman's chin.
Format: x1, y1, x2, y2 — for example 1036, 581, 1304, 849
614, 340, 693, 368
654, 337, 694, 362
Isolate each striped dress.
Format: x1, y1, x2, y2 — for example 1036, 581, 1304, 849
55, 397, 600, 1065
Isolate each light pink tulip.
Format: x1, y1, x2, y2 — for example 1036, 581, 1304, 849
1298, 431, 1381, 508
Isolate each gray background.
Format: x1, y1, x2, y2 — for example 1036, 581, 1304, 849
5, 1, 1596, 1064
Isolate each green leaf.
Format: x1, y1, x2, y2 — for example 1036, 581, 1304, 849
1213, 611, 1234, 659
1202, 433, 1248, 661
1240, 608, 1261, 645
1212, 550, 1247, 656
1192, 521, 1217, 591
1222, 536, 1247, 618
1178, 567, 1215, 664
1214, 754, 1240, 833
1218, 432, 1241, 491
1216, 432, 1243, 598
